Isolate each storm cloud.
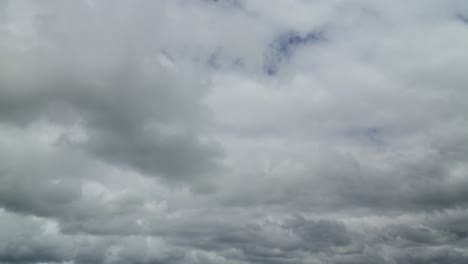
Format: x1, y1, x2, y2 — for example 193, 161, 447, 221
1, 0, 468, 263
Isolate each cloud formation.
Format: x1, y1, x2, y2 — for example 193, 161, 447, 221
1, 0, 468, 263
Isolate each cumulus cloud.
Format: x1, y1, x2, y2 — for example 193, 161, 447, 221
1, 0, 468, 263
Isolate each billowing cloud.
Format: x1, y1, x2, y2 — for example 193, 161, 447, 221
1, 0, 468, 263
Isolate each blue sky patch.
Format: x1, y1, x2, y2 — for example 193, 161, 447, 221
264, 31, 324, 75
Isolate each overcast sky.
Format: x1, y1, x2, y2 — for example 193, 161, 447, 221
1, 0, 468, 263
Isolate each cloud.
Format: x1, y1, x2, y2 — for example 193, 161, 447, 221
1, 0, 468, 264
0, 0, 222, 182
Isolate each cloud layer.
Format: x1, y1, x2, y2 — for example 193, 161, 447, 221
1, 0, 468, 263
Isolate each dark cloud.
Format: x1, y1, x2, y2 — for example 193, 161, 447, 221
215, 145, 468, 215
0, 0, 222, 182
1, 0, 468, 264
394, 248, 468, 264
456, 13, 468, 24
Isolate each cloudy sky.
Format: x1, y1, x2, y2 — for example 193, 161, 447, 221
1, 0, 468, 263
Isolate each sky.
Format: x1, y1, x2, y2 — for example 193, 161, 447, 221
1, 0, 468, 263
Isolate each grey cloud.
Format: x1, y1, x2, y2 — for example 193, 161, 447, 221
216, 146, 468, 214
0, 210, 249, 264
1, 0, 468, 264
428, 210, 468, 241
456, 13, 468, 24
0, 212, 72, 264
58, 209, 351, 263
285, 215, 350, 251
394, 248, 468, 264
0, 0, 222, 181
